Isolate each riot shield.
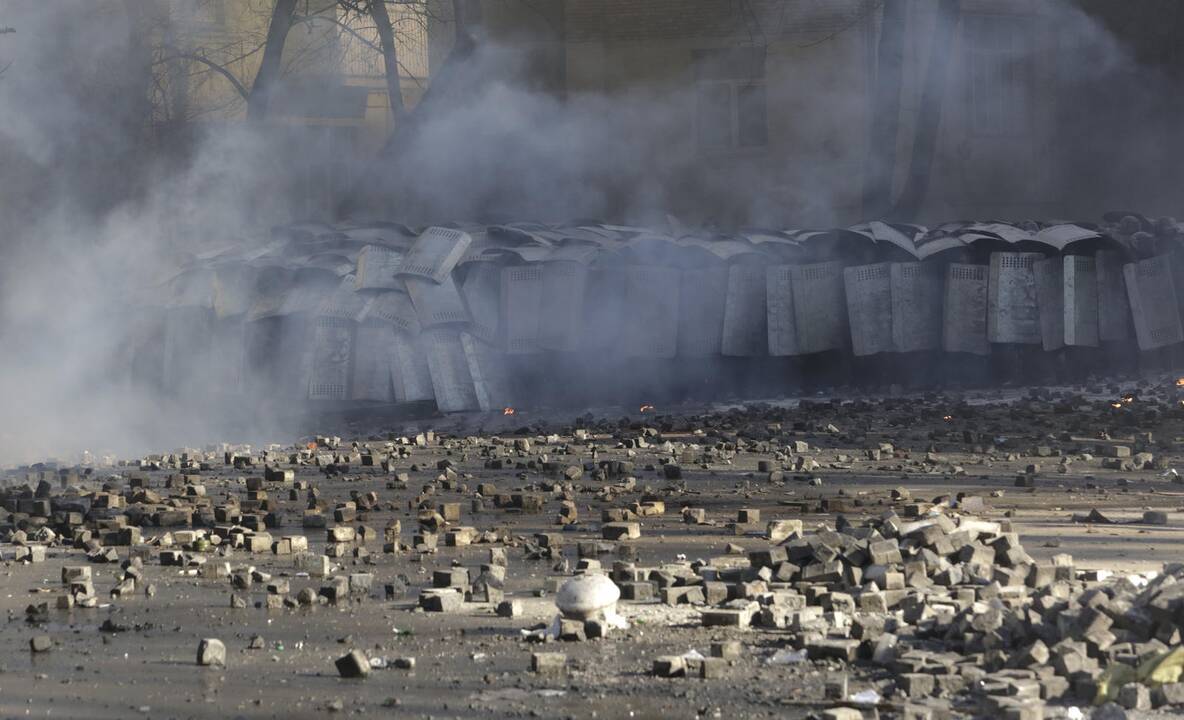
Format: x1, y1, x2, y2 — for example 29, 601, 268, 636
890, 262, 943, 353
843, 262, 893, 357
790, 261, 847, 355
942, 263, 990, 355
988, 252, 1043, 345
722, 264, 768, 356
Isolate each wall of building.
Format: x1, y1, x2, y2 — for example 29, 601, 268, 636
467, 0, 1071, 227
150, 0, 1184, 227
560, 0, 875, 227
907, 0, 1064, 223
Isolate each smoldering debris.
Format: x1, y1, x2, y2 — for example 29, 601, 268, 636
138, 211, 1181, 425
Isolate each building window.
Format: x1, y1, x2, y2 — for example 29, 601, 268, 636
966, 15, 1032, 137
693, 47, 767, 150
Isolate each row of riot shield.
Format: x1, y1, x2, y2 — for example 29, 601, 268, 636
483, 250, 1134, 368
294, 226, 515, 414
837, 251, 1139, 359
149, 226, 518, 417
143, 219, 1184, 416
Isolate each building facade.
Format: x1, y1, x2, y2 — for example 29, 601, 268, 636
166, 0, 1174, 227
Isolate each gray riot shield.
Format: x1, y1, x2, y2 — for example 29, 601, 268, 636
360, 291, 420, 335
988, 252, 1043, 345
500, 264, 543, 354
1034, 257, 1066, 352
1063, 255, 1099, 348
721, 264, 768, 357
316, 278, 368, 321
355, 245, 404, 291
395, 227, 472, 284
461, 332, 512, 412
459, 262, 501, 344
843, 262, 893, 357
1124, 255, 1184, 350
351, 322, 396, 401
583, 267, 626, 353
766, 264, 799, 356
212, 266, 256, 320
677, 267, 728, 357
405, 274, 470, 329
391, 331, 435, 403
943, 263, 990, 355
620, 266, 680, 358
890, 262, 942, 353
1096, 250, 1132, 342
791, 261, 847, 355
421, 328, 480, 412
308, 316, 354, 400
538, 261, 589, 353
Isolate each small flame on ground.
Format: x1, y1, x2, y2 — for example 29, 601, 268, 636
1122, 394, 1135, 404
639, 404, 655, 413
306, 442, 317, 450
503, 407, 516, 416
1176, 378, 1184, 387
1110, 401, 1123, 409
942, 415, 953, 422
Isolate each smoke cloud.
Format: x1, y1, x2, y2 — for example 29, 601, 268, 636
0, 0, 1177, 465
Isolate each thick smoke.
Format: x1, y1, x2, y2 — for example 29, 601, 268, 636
372, 1, 1184, 227
0, 2, 299, 465
0, 0, 1176, 465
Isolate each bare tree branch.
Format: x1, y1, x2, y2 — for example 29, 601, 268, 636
294, 12, 380, 52
295, 7, 425, 87
156, 48, 250, 100
192, 39, 269, 76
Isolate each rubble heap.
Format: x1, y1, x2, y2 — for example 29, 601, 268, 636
5, 395, 1184, 717
635, 508, 1184, 715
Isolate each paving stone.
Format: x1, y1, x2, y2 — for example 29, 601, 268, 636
197, 638, 226, 667
531, 652, 566, 676
602, 522, 640, 541
419, 588, 463, 613
653, 656, 686, 678
335, 650, 370, 678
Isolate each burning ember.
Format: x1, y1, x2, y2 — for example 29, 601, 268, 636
1110, 402, 1123, 409
1176, 378, 1184, 387
502, 407, 516, 416
1122, 394, 1135, 404
639, 404, 655, 413
942, 415, 953, 422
